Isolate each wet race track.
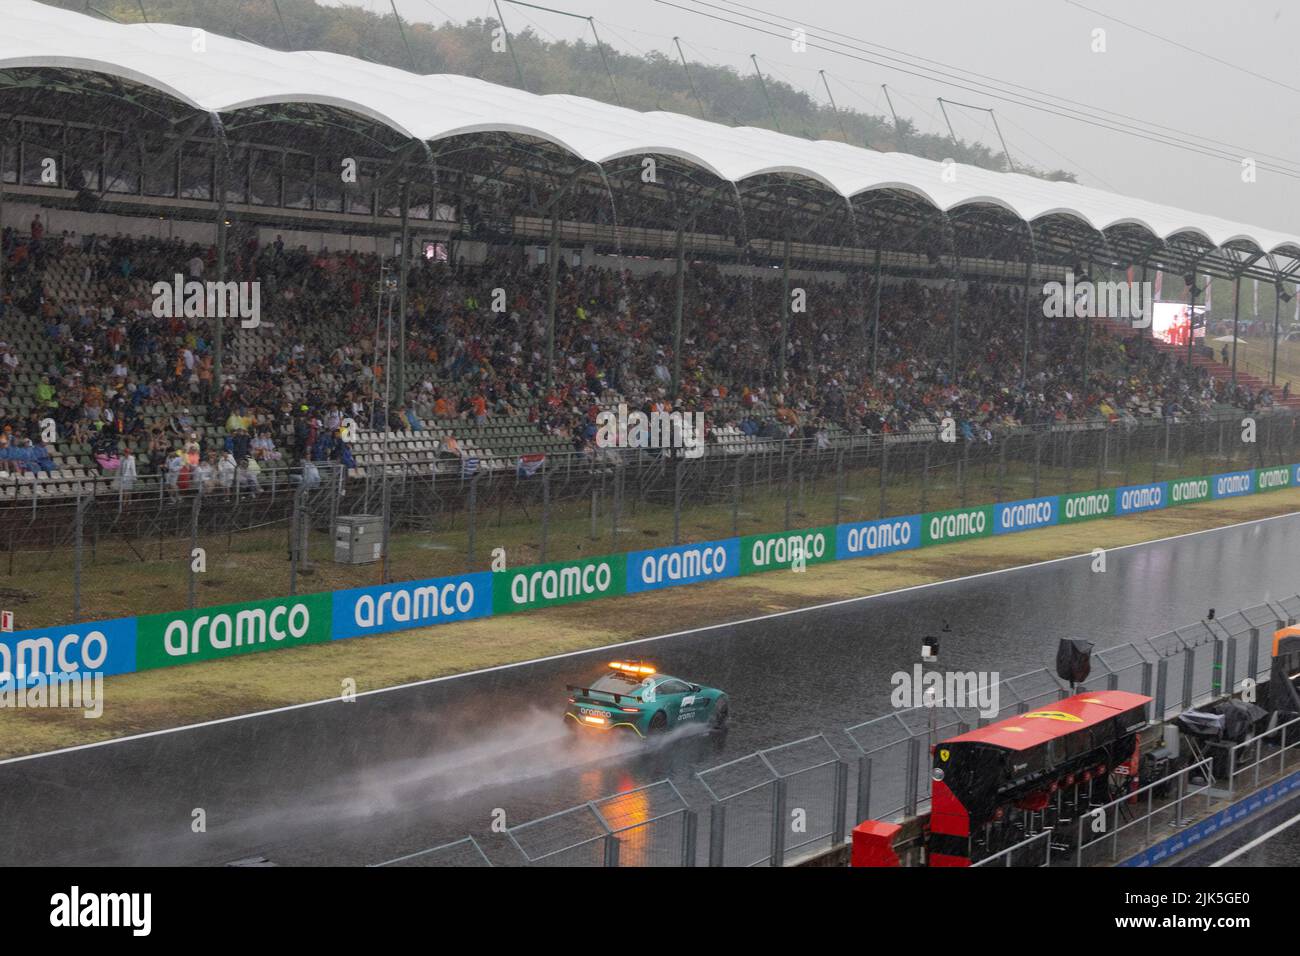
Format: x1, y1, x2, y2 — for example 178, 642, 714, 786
2, 513, 1299, 866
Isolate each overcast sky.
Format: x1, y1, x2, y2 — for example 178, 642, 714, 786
337, 0, 1300, 236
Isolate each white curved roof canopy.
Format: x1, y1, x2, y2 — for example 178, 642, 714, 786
5, 0, 1299, 263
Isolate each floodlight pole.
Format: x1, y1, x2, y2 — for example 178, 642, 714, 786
882, 85, 906, 151
493, 0, 527, 91
750, 55, 781, 133
819, 71, 850, 144
1186, 276, 1199, 366
587, 18, 623, 108
673, 38, 706, 121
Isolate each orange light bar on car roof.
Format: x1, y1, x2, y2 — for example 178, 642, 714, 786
609, 661, 656, 675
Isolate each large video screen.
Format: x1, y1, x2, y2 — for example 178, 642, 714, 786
1150, 302, 1206, 346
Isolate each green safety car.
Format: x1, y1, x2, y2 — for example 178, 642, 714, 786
564, 661, 729, 737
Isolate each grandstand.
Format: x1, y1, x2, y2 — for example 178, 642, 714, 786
1, 0, 1299, 509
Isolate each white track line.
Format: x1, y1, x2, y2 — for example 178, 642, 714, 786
1210, 806, 1300, 866
2, 509, 1296, 768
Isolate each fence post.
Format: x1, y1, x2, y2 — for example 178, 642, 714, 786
921, 442, 930, 512
784, 453, 793, 531
73, 491, 83, 623
1182, 646, 1196, 709
289, 487, 299, 597
1249, 627, 1262, 681
1122, 424, 1131, 485
603, 833, 620, 867
834, 450, 843, 526
614, 462, 624, 545
856, 755, 873, 825
708, 802, 726, 867
732, 458, 741, 536
673, 454, 681, 546
540, 468, 550, 563
1032, 431, 1041, 497
381, 478, 392, 583
1064, 430, 1073, 491
1154, 657, 1169, 719
1224, 638, 1237, 699
878, 439, 888, 518
996, 436, 1006, 503
1141, 660, 1153, 698
832, 760, 849, 845
189, 491, 200, 608
770, 778, 788, 867
681, 809, 698, 867
959, 442, 968, 506
904, 737, 921, 816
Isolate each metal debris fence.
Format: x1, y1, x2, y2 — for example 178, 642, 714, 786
696, 735, 848, 867
380, 595, 1300, 867
8, 411, 1295, 629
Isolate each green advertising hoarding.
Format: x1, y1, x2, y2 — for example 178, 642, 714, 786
1256, 466, 1292, 492
921, 505, 993, 546
493, 554, 627, 613
1059, 488, 1117, 524
135, 592, 333, 670
740, 526, 836, 575
1166, 476, 1213, 506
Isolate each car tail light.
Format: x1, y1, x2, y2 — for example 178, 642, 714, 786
619, 707, 640, 713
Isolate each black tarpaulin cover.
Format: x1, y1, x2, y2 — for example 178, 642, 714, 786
1175, 709, 1225, 739
1176, 700, 1268, 742
1056, 639, 1094, 684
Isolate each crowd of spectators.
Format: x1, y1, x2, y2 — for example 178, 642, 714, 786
0, 224, 1277, 488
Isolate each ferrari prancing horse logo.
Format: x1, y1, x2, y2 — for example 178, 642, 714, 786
1022, 710, 1083, 722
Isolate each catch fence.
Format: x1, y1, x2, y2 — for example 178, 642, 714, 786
6, 411, 1296, 629
375, 594, 1300, 867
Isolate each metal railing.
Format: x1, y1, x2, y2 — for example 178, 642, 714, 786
696, 735, 848, 867
369, 836, 493, 868
1074, 758, 1215, 867
971, 830, 1054, 867
7, 411, 1298, 629
373, 593, 1296, 867
1227, 713, 1300, 796
504, 780, 697, 867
